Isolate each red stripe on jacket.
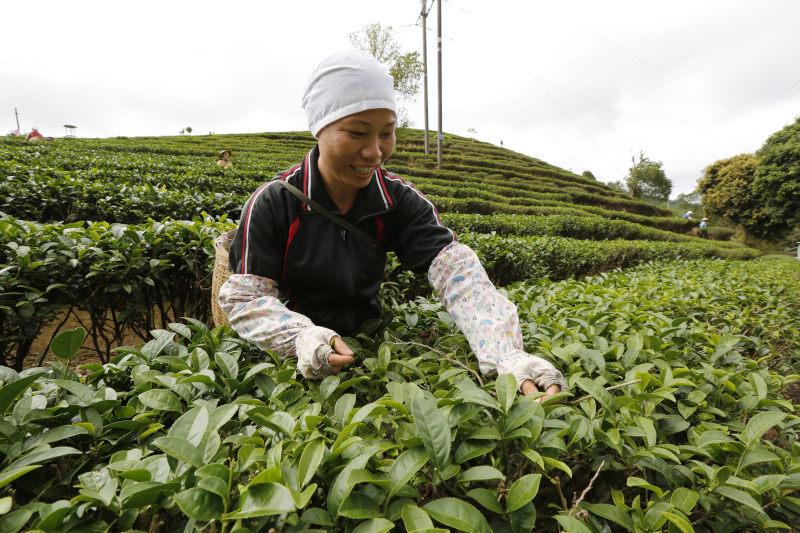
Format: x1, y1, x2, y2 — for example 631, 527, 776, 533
282, 216, 301, 283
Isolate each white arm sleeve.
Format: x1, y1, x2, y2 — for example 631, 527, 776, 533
218, 273, 338, 379
427, 242, 567, 391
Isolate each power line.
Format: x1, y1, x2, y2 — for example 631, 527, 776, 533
579, 25, 740, 113
442, 0, 472, 15
769, 75, 800, 110
500, 86, 586, 173
527, 72, 635, 120
538, 49, 693, 122
529, 74, 625, 177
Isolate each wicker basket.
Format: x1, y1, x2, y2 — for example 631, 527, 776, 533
211, 229, 236, 328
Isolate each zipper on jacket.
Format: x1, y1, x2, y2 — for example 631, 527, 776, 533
339, 229, 356, 332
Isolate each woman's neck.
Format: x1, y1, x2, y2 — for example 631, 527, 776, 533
325, 182, 357, 215
318, 161, 358, 214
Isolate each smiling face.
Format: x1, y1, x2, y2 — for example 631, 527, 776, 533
316, 108, 396, 200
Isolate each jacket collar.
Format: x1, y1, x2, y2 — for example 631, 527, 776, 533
301, 145, 395, 221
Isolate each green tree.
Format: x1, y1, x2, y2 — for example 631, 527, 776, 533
698, 117, 800, 241
625, 151, 672, 201
582, 170, 597, 180
606, 180, 627, 192
697, 154, 761, 231
349, 23, 424, 101
675, 191, 701, 206
752, 116, 800, 239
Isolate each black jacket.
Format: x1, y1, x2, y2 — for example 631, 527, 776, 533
229, 146, 455, 335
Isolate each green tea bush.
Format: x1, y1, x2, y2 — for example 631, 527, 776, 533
459, 232, 759, 286
0, 215, 758, 369
0, 258, 797, 532
442, 214, 745, 248
0, 134, 684, 234
0, 216, 228, 367
704, 227, 735, 241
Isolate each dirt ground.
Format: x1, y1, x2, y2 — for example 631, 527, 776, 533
24, 308, 160, 369
783, 382, 800, 405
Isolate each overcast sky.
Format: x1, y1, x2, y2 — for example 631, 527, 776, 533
3, 1, 799, 195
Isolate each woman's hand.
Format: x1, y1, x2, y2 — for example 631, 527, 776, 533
521, 379, 560, 402
327, 336, 355, 374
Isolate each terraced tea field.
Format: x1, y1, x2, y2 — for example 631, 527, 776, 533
0, 131, 797, 532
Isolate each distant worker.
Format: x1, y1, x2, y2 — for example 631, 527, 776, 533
682, 210, 693, 220
699, 217, 709, 238
217, 150, 233, 169
26, 128, 44, 141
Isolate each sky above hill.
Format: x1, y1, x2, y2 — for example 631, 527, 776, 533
3, 0, 799, 196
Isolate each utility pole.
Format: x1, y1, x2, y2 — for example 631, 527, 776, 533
14, 108, 20, 133
436, 0, 443, 165
421, 0, 430, 155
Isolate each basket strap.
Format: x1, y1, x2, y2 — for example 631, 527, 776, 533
275, 179, 378, 248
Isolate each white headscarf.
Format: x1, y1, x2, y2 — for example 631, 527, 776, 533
301, 49, 396, 137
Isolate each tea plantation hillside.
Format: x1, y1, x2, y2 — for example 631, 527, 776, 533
0, 131, 798, 532
1, 131, 760, 366
0, 130, 729, 235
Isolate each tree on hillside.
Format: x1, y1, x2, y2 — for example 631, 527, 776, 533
697, 154, 761, 232
582, 170, 597, 180
606, 180, 627, 192
697, 117, 800, 241
349, 23, 423, 101
675, 191, 701, 206
625, 151, 672, 201
185, 126, 192, 135
752, 116, 800, 239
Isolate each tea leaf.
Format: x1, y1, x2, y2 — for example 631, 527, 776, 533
412, 396, 451, 472
423, 497, 492, 533
506, 473, 541, 512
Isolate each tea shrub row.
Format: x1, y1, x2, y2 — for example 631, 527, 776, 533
0, 135, 679, 231
0, 258, 797, 531
0, 214, 758, 370
442, 214, 738, 246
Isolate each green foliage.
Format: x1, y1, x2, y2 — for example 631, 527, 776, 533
460, 231, 758, 286
698, 117, 800, 242
349, 23, 423, 100
0, 214, 758, 369
0, 216, 227, 367
753, 116, 800, 239
626, 151, 672, 201
606, 180, 627, 192
697, 154, 761, 233
0, 129, 682, 231
0, 258, 798, 531
443, 213, 744, 247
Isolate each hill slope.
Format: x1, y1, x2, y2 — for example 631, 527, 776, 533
3, 130, 685, 230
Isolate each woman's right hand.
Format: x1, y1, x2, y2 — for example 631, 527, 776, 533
328, 336, 355, 373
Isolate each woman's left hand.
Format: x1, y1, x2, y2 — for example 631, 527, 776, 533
521, 379, 560, 402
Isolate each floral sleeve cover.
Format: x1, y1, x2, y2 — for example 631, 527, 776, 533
428, 242, 567, 392
217, 274, 337, 379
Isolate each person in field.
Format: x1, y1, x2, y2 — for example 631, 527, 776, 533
26, 128, 44, 141
217, 150, 233, 169
218, 50, 566, 400
699, 217, 709, 238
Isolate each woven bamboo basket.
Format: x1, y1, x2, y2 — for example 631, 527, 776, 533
211, 229, 236, 328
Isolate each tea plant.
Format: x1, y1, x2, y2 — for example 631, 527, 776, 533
0, 258, 798, 532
